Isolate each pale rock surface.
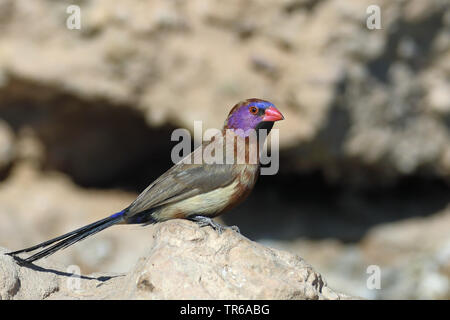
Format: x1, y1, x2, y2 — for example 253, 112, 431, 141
0, 0, 449, 184
0, 220, 353, 300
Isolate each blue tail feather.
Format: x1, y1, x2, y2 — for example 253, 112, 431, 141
109, 209, 127, 219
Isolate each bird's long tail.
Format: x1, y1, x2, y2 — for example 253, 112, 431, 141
6, 210, 126, 264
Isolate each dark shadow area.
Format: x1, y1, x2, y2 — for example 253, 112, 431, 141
284, 0, 325, 13
0, 77, 179, 191
7, 254, 122, 281
224, 169, 450, 242
1, 77, 449, 244
0, 162, 13, 181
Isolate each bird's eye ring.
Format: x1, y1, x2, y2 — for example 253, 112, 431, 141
249, 106, 258, 114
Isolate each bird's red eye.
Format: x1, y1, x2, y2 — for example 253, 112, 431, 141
249, 106, 258, 114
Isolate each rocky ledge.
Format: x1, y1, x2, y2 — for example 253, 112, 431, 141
0, 219, 353, 300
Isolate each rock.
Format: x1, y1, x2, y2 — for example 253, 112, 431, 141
360, 208, 450, 299
0, 220, 353, 300
268, 207, 450, 299
0, 0, 449, 184
0, 247, 59, 300
0, 0, 448, 301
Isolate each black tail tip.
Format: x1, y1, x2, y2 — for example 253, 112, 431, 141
4, 251, 17, 257
5, 250, 21, 257
4, 252, 30, 266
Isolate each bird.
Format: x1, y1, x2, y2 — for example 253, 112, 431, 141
6, 98, 284, 264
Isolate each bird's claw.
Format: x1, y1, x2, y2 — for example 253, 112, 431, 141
229, 225, 241, 234
214, 223, 240, 235
189, 216, 240, 234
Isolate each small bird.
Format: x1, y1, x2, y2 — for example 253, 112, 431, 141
7, 98, 284, 263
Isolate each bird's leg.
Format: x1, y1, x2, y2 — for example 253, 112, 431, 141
189, 216, 240, 234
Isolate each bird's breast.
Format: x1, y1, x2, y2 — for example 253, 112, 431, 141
156, 164, 259, 221
213, 163, 259, 216
237, 163, 259, 189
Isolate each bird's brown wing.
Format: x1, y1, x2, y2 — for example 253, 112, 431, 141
126, 160, 237, 215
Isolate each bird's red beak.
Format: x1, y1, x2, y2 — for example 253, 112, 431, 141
263, 106, 284, 122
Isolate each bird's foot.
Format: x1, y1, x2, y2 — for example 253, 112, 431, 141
189, 216, 240, 234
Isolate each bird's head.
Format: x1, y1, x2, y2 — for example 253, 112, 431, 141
224, 98, 284, 137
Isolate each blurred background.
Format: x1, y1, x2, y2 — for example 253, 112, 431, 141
0, 0, 449, 299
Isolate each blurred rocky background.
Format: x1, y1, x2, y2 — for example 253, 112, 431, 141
0, 0, 449, 299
